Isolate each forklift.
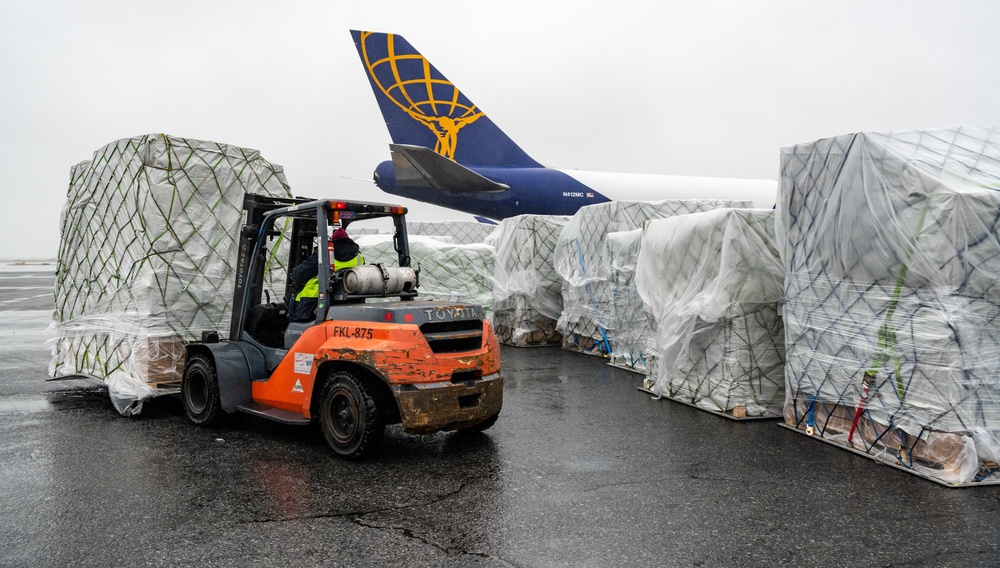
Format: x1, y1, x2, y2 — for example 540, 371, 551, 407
181, 195, 503, 458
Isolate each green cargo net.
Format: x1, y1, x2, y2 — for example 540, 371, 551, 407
781, 127, 1000, 485
50, 134, 293, 415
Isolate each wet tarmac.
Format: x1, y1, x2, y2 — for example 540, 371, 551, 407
2, 270, 1000, 567
0, 266, 56, 311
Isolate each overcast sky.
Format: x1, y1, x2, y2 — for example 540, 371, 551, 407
2, 0, 999, 259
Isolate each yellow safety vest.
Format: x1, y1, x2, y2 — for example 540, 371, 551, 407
295, 253, 364, 301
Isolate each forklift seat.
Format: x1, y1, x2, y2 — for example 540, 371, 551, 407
246, 303, 288, 348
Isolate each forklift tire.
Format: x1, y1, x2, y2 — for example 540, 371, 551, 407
459, 413, 499, 434
182, 354, 222, 426
318, 371, 384, 458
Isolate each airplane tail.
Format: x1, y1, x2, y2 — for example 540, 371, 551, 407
351, 30, 541, 169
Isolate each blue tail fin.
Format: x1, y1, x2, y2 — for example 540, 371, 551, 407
351, 30, 541, 169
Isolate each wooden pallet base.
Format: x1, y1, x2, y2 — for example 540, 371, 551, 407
638, 387, 780, 421
778, 423, 999, 487
608, 362, 647, 375
149, 380, 182, 395
783, 395, 1000, 487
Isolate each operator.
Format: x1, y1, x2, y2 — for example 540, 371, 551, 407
287, 227, 365, 322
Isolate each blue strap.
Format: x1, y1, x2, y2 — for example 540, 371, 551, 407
573, 238, 611, 355
807, 394, 816, 430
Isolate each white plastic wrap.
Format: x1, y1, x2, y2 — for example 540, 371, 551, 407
356, 235, 496, 315
349, 220, 494, 245
606, 229, 654, 371
486, 215, 570, 346
636, 209, 785, 417
779, 126, 1000, 484
553, 199, 751, 356
408, 221, 496, 245
50, 134, 292, 415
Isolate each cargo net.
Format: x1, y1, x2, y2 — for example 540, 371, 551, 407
486, 215, 570, 346
553, 199, 751, 356
409, 220, 496, 245
354, 234, 496, 316
779, 126, 1000, 484
50, 134, 292, 415
606, 230, 655, 372
635, 209, 785, 418
349, 220, 495, 245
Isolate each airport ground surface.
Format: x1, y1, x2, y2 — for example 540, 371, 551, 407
2, 267, 1000, 567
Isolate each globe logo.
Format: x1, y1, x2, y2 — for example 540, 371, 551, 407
358, 31, 483, 161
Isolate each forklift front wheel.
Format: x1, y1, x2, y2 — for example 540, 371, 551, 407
182, 354, 221, 426
318, 371, 384, 459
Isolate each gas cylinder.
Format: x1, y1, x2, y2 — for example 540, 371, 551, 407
342, 264, 418, 295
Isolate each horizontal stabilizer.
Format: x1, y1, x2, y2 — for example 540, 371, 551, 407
390, 144, 509, 193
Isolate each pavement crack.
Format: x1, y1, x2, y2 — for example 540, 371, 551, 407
352, 516, 515, 565
245, 477, 516, 566
245, 476, 477, 525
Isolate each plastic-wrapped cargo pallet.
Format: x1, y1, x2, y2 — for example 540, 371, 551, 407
355, 235, 496, 316
50, 134, 292, 415
607, 229, 654, 371
486, 215, 570, 346
553, 199, 751, 357
779, 126, 1000, 485
636, 209, 785, 418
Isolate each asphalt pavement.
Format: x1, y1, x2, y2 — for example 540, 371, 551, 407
2, 269, 1000, 567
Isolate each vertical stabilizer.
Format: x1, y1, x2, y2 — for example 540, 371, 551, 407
351, 30, 541, 169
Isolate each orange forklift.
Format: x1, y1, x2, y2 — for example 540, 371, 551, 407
181, 195, 502, 458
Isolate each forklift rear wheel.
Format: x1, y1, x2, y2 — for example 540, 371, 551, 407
318, 371, 384, 458
182, 354, 221, 426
